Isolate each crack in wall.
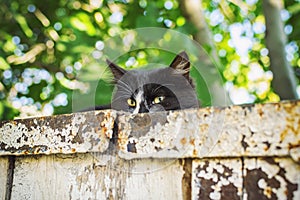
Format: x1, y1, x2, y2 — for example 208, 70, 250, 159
5, 156, 15, 200
181, 158, 192, 200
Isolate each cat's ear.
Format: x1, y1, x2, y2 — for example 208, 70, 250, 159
169, 51, 190, 78
106, 59, 127, 81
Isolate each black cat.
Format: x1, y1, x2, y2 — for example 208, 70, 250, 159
95, 51, 199, 113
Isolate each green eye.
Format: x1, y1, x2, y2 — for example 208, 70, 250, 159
153, 96, 165, 104
127, 98, 136, 107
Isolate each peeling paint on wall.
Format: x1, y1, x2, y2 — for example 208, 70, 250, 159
0, 101, 299, 160
192, 158, 243, 200
0, 101, 299, 199
244, 158, 300, 199
117, 101, 300, 161
8, 154, 185, 200
0, 110, 116, 155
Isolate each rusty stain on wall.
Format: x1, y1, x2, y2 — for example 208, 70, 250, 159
117, 101, 300, 162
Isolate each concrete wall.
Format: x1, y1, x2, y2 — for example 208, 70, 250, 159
0, 101, 299, 199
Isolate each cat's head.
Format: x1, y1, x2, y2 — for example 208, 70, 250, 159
107, 51, 199, 113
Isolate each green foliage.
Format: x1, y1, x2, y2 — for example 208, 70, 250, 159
0, 0, 299, 120
203, 0, 299, 103
0, 100, 20, 121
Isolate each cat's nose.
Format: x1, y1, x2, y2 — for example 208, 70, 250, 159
138, 105, 149, 113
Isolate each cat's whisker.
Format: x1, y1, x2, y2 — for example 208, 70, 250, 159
152, 85, 165, 94
152, 83, 175, 94
115, 83, 133, 94
162, 83, 175, 87
116, 88, 133, 97
111, 94, 130, 102
116, 79, 133, 92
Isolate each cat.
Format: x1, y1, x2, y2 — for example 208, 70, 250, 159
95, 51, 199, 113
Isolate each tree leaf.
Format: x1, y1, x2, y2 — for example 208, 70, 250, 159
0, 57, 10, 70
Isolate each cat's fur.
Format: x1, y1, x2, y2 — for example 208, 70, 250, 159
94, 51, 199, 113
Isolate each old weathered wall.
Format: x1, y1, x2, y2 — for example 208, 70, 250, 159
0, 101, 299, 199
8, 154, 185, 199
0, 157, 8, 199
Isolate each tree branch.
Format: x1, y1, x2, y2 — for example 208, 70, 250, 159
262, 0, 298, 99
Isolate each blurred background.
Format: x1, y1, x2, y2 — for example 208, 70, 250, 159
0, 0, 299, 120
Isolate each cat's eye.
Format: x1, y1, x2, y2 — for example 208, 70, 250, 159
153, 96, 165, 104
127, 98, 136, 107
